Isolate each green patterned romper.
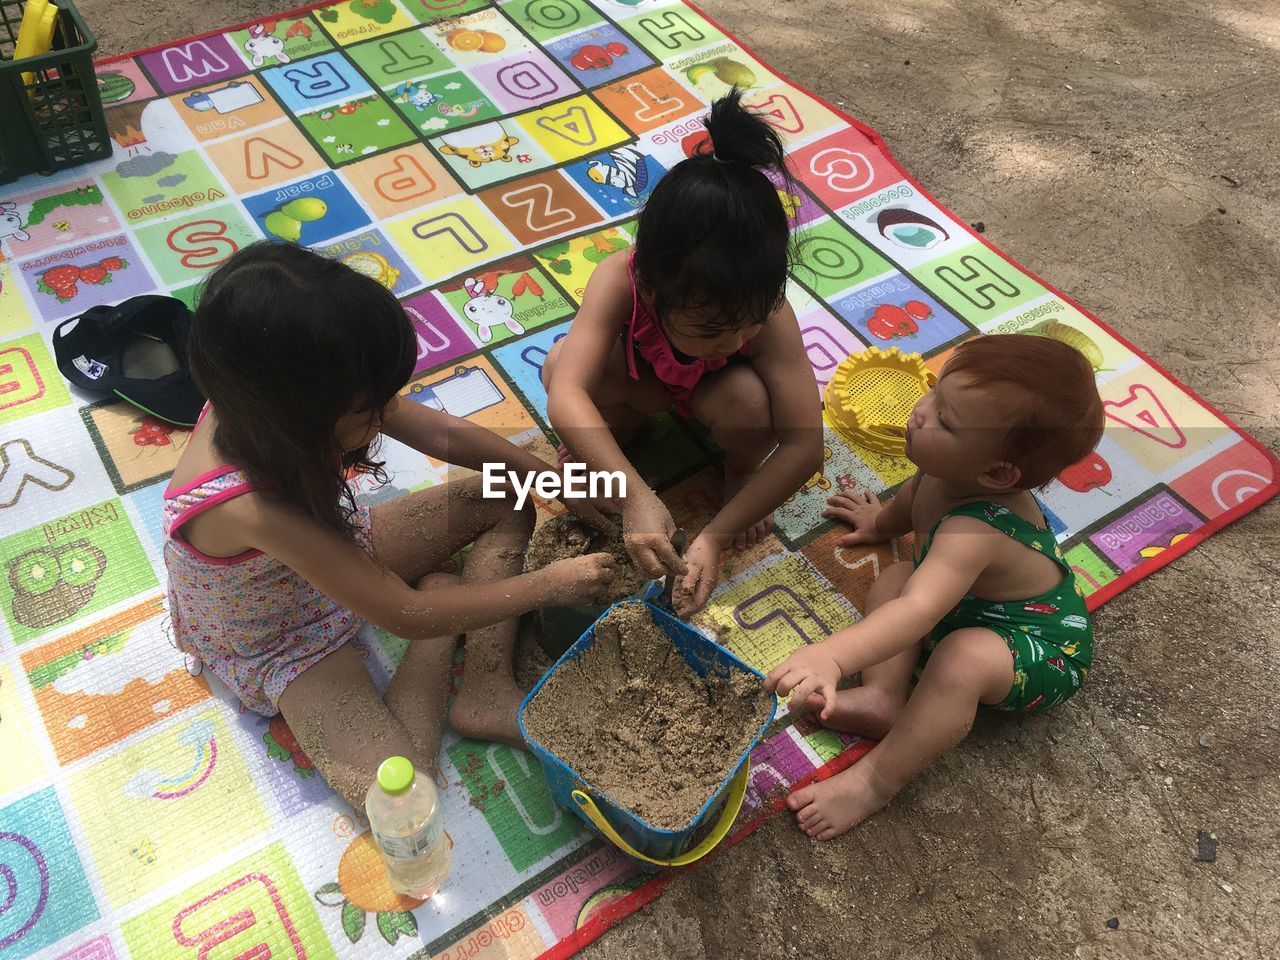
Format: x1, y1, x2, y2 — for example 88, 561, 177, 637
914, 501, 1093, 712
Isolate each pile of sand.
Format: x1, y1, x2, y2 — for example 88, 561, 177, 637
523, 604, 769, 830
524, 514, 646, 603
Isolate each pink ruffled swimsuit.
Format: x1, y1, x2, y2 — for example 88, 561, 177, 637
162, 453, 372, 716
624, 253, 748, 418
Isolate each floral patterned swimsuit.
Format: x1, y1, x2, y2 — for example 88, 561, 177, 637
162, 460, 373, 716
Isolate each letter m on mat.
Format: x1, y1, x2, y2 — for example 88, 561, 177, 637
161, 41, 231, 85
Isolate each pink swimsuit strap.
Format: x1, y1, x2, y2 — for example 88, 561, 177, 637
163, 462, 262, 564
624, 253, 731, 383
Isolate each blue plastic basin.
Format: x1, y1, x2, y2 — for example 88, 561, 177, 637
519, 599, 775, 866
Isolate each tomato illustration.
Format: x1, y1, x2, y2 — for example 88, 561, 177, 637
904, 300, 932, 320
867, 303, 921, 340
570, 42, 627, 70
1059, 450, 1112, 493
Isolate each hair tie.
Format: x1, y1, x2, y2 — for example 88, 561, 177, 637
711, 152, 732, 164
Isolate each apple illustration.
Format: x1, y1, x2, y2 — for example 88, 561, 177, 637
1059, 450, 1112, 494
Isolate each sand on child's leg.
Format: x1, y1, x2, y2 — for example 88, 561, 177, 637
691, 364, 778, 551
555, 412, 644, 467
787, 626, 1015, 840
383, 573, 462, 787
369, 480, 535, 749
440, 477, 537, 748
542, 336, 671, 466
278, 643, 433, 808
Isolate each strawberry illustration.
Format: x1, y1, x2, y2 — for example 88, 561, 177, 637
37, 266, 81, 301
264, 715, 317, 778
99, 256, 124, 271
79, 265, 108, 285
37, 264, 81, 298
44, 265, 79, 285
131, 417, 174, 447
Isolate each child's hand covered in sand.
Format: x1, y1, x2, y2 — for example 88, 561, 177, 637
764, 643, 843, 720
674, 532, 724, 618
822, 490, 885, 547
622, 490, 687, 580
543, 553, 615, 605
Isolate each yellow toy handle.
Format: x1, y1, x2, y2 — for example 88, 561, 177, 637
571, 762, 750, 868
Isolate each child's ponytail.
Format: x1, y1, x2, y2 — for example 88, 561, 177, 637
697, 87, 788, 172
633, 91, 792, 334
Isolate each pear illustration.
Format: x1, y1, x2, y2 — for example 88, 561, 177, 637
281, 197, 327, 222
263, 210, 302, 242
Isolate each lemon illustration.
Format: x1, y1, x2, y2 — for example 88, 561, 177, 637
343, 252, 400, 290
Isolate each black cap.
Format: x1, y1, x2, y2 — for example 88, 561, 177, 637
53, 295, 205, 427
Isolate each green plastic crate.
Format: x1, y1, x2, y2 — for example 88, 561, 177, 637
0, 0, 109, 184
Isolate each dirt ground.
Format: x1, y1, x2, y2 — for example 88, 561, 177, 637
85, 0, 1279, 956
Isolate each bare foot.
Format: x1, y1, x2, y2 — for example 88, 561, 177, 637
725, 470, 774, 551
800, 686, 905, 739
449, 679, 527, 749
556, 443, 573, 467
786, 760, 898, 841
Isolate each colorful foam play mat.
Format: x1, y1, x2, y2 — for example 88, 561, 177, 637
0, 1, 1275, 958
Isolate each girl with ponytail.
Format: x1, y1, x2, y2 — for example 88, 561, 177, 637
543, 90, 823, 616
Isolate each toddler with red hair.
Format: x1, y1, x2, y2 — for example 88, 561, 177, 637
766, 334, 1105, 840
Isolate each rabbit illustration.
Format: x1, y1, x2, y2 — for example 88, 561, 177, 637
0, 202, 29, 243
244, 23, 289, 67
462, 276, 524, 344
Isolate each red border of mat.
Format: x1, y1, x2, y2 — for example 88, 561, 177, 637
92, 3, 1278, 957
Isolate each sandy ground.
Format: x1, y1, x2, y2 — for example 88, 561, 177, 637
83, 0, 1280, 957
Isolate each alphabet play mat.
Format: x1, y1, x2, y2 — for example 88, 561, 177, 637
0, 1, 1275, 958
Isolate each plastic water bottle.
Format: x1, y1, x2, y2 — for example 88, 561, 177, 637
365, 756, 451, 899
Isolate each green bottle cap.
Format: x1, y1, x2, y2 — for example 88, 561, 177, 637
377, 756, 415, 795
